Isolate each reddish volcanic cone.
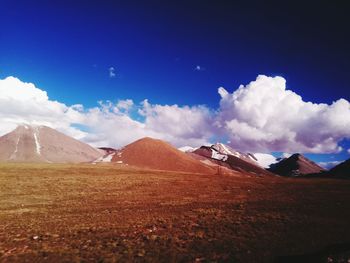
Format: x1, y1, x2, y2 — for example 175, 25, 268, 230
268, 153, 325, 176
0, 125, 102, 163
112, 137, 215, 174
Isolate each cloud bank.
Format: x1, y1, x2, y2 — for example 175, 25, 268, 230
0, 76, 86, 139
217, 75, 350, 153
318, 160, 343, 170
253, 153, 278, 168
0, 75, 349, 154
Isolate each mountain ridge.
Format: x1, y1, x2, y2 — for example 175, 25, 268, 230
268, 153, 325, 176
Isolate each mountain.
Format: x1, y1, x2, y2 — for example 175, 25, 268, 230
0, 125, 102, 163
211, 143, 258, 165
327, 159, 350, 178
192, 145, 274, 176
111, 137, 215, 174
268, 153, 325, 176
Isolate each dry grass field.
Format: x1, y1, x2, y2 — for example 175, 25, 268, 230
1, 163, 350, 262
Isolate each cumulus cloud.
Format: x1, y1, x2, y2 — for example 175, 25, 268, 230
318, 160, 343, 170
254, 153, 278, 168
217, 75, 350, 153
138, 100, 213, 146
116, 99, 133, 112
0, 76, 212, 148
0, 75, 349, 155
75, 100, 212, 148
0, 76, 85, 138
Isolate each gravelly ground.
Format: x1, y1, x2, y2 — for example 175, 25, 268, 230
1, 163, 350, 262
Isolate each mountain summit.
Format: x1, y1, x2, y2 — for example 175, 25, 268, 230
111, 137, 215, 174
268, 153, 325, 176
0, 125, 102, 163
211, 143, 258, 164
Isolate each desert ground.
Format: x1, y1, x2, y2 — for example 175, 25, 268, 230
1, 164, 350, 263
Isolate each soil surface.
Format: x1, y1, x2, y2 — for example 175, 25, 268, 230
1, 163, 350, 262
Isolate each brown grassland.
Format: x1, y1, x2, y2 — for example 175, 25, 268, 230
1, 163, 350, 262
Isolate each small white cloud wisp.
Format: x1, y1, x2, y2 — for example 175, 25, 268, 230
109, 67, 116, 78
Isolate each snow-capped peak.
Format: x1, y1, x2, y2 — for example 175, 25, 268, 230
211, 143, 259, 164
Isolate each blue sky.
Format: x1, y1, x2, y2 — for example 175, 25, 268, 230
0, 0, 349, 166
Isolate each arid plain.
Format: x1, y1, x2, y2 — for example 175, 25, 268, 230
1, 163, 350, 263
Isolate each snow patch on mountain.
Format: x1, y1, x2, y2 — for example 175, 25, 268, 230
211, 150, 228, 161
178, 146, 196, 153
94, 152, 116, 163
0, 125, 102, 163
212, 143, 258, 164
33, 131, 41, 155
10, 137, 20, 160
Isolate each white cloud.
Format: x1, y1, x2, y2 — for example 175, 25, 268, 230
138, 99, 212, 146
217, 75, 350, 153
318, 160, 343, 170
0, 75, 349, 156
0, 76, 85, 137
116, 99, 133, 112
81, 104, 153, 147
254, 153, 278, 168
109, 67, 116, 78
0, 76, 212, 148
79, 100, 212, 148
282, 152, 292, 158
194, 65, 205, 71
348, 149, 350, 154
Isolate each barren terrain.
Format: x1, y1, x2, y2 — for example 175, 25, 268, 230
1, 163, 350, 262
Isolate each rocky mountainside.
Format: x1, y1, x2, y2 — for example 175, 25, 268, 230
268, 153, 325, 176
211, 143, 258, 164
192, 145, 274, 176
0, 125, 102, 163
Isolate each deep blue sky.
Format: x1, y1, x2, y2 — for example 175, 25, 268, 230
1, 0, 349, 108
1, 0, 350, 163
